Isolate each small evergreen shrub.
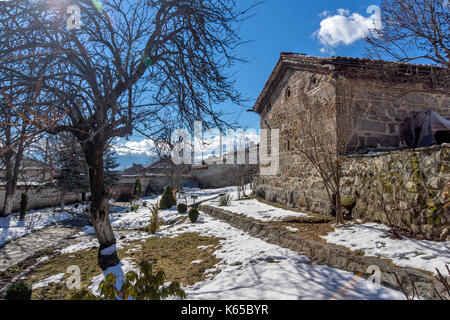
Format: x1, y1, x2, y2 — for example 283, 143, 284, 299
159, 186, 176, 210
177, 203, 187, 214
3, 281, 32, 300
133, 178, 143, 200
219, 194, 232, 207
125, 210, 130, 213
148, 204, 160, 235
188, 208, 199, 223
131, 204, 139, 212
71, 261, 186, 300
142, 201, 148, 207
19, 193, 28, 221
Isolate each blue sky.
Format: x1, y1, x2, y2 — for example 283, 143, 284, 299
114, 0, 383, 169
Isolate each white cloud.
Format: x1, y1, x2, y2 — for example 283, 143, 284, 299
314, 6, 382, 51
112, 139, 157, 157
112, 129, 260, 164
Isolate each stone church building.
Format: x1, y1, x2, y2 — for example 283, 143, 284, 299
253, 53, 449, 239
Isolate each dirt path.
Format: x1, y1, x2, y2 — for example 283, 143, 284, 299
0, 217, 88, 272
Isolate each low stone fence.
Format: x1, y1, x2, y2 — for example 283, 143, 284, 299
0, 185, 83, 212
341, 144, 449, 241
199, 204, 449, 300
254, 144, 450, 241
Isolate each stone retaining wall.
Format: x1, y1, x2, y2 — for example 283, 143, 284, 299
0, 186, 83, 212
199, 204, 449, 300
342, 144, 449, 241
254, 144, 450, 241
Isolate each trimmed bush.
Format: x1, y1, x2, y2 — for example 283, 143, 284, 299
177, 203, 187, 214
159, 186, 176, 210
188, 208, 199, 223
19, 193, 28, 221
3, 281, 32, 300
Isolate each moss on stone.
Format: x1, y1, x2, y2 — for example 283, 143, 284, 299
341, 196, 356, 210
426, 215, 441, 226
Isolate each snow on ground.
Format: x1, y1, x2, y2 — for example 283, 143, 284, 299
73, 193, 404, 300
322, 222, 450, 275
157, 213, 404, 300
182, 186, 311, 222
0, 205, 83, 246
14, 188, 406, 299
182, 186, 238, 205
206, 198, 310, 222
89, 258, 138, 297
32, 273, 65, 290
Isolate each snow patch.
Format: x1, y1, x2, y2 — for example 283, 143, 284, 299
0, 209, 73, 246
100, 244, 117, 256
32, 273, 65, 290
322, 222, 450, 275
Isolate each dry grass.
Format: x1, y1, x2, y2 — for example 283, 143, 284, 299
274, 220, 335, 242
24, 233, 222, 300
126, 233, 222, 286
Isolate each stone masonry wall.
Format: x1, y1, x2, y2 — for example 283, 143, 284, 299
199, 204, 449, 300
0, 186, 82, 212
341, 144, 450, 241
255, 144, 449, 241
255, 67, 449, 239
255, 68, 335, 214
341, 78, 449, 151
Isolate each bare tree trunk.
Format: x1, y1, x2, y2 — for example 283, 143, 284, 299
335, 189, 344, 225
2, 193, 14, 217
1, 143, 24, 217
60, 189, 66, 211
84, 145, 119, 270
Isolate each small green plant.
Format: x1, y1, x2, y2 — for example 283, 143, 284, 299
188, 208, 199, 223
148, 204, 160, 235
159, 186, 176, 210
133, 178, 143, 200
219, 194, 232, 207
125, 210, 130, 213
71, 261, 186, 300
19, 193, 28, 221
177, 203, 187, 214
3, 281, 32, 300
191, 195, 198, 206
131, 204, 139, 212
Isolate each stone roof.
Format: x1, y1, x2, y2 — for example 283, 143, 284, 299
254, 53, 449, 114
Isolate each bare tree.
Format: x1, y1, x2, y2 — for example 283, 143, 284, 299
1, 0, 257, 268
289, 77, 355, 224
365, 0, 449, 67
0, 88, 42, 216
153, 131, 191, 193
